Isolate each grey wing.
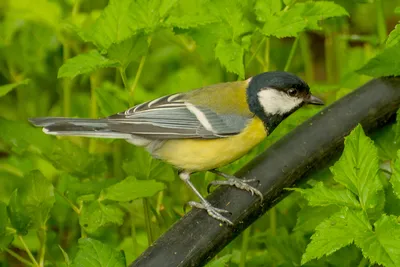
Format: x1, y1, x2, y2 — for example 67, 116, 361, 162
106, 93, 252, 139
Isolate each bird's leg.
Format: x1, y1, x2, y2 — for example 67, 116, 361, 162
208, 170, 263, 200
179, 171, 233, 225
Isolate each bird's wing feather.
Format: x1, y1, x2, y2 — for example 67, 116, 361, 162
106, 92, 252, 139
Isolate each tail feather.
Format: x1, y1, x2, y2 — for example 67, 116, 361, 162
29, 117, 132, 139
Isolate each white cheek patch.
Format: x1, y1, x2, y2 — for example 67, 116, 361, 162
257, 89, 303, 115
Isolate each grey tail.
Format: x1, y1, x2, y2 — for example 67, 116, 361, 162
29, 117, 132, 139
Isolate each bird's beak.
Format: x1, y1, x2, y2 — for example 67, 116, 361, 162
306, 94, 324, 105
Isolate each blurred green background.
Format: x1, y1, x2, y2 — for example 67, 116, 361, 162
1, 0, 400, 266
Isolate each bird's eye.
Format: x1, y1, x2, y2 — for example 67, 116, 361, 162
288, 88, 298, 96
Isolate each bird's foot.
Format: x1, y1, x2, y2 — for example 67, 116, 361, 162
188, 200, 233, 225
208, 171, 263, 200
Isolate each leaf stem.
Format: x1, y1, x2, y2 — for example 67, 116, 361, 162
324, 32, 337, 84
129, 36, 152, 104
38, 226, 47, 267
119, 67, 129, 90
55, 189, 80, 214
284, 37, 300, 72
62, 41, 71, 117
6, 248, 35, 266
239, 227, 251, 267
18, 235, 39, 267
245, 37, 266, 69
89, 73, 99, 153
142, 198, 154, 245
263, 38, 270, 72
375, 0, 387, 45
269, 207, 277, 236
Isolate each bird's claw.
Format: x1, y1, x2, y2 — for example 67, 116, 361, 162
187, 201, 233, 225
208, 178, 263, 201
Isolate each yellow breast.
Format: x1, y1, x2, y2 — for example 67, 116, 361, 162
153, 117, 267, 172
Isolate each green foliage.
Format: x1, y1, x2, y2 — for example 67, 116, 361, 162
1, 0, 400, 266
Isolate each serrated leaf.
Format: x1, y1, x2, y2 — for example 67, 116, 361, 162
386, 24, 400, 47
71, 238, 125, 267
0, 79, 29, 98
81, 0, 137, 50
21, 170, 55, 227
215, 40, 244, 78
262, 1, 348, 38
294, 205, 340, 233
330, 124, 382, 211
7, 190, 31, 235
123, 147, 175, 182
107, 35, 148, 69
357, 42, 400, 77
58, 50, 119, 79
255, 0, 282, 21
291, 182, 360, 208
302, 207, 371, 264
390, 150, 400, 199
159, 0, 178, 18
79, 201, 124, 233
101, 176, 165, 202
355, 215, 400, 267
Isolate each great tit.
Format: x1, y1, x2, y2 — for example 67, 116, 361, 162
30, 71, 323, 225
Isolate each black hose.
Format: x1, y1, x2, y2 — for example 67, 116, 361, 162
130, 77, 400, 267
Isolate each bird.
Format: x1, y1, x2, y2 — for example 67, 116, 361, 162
29, 71, 324, 225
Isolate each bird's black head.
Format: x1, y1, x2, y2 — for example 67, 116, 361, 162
246, 71, 323, 132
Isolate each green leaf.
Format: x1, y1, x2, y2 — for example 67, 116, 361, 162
107, 35, 148, 69
291, 182, 360, 208
21, 171, 55, 227
79, 201, 124, 233
302, 207, 371, 264
7, 190, 31, 235
390, 150, 400, 200
255, 0, 283, 21
59, 245, 71, 266
357, 42, 400, 77
215, 40, 244, 78
330, 124, 383, 211
294, 205, 340, 233
58, 50, 119, 79
101, 176, 165, 202
0, 202, 7, 236
355, 215, 400, 267
81, 0, 137, 50
71, 238, 125, 267
159, 0, 178, 18
387, 24, 400, 48
0, 79, 29, 98
262, 1, 348, 38
123, 147, 175, 182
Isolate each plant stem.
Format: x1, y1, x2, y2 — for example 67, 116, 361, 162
131, 214, 138, 257
239, 227, 251, 267
6, 248, 35, 266
119, 67, 129, 90
129, 36, 152, 104
62, 41, 71, 117
269, 207, 277, 236
245, 37, 266, 69
375, 0, 387, 45
89, 73, 98, 153
55, 189, 80, 214
263, 38, 270, 72
18, 235, 39, 267
284, 37, 300, 72
142, 198, 154, 246
38, 227, 47, 267
113, 141, 123, 179
72, 0, 81, 16
324, 32, 337, 84
299, 33, 314, 83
